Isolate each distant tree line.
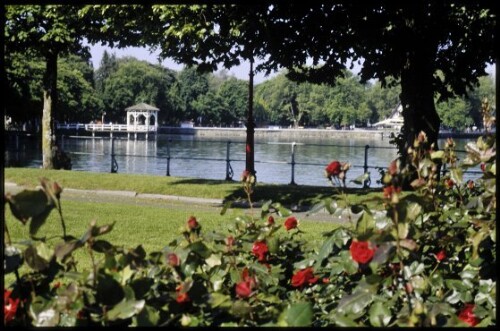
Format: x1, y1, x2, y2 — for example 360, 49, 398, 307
5, 51, 495, 131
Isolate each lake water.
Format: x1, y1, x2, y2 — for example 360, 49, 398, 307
4, 134, 480, 187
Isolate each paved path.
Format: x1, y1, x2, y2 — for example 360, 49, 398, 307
4, 182, 338, 223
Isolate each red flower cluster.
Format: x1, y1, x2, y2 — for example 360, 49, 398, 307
187, 216, 199, 230
175, 284, 190, 304
267, 215, 275, 225
167, 252, 180, 267
252, 241, 269, 262
435, 250, 446, 262
4, 289, 19, 324
235, 268, 257, 298
445, 179, 455, 189
458, 304, 480, 326
349, 240, 376, 264
291, 267, 319, 288
325, 161, 341, 177
383, 185, 401, 199
284, 216, 298, 231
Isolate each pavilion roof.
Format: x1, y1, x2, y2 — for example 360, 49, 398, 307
125, 102, 160, 111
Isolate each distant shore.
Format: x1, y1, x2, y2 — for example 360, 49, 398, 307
6, 126, 488, 141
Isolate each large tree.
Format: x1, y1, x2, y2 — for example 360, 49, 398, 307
148, 4, 275, 178
261, 2, 495, 162
5, 5, 90, 168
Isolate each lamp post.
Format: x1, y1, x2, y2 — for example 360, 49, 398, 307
101, 111, 106, 124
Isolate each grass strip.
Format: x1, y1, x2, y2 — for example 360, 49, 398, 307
4, 167, 383, 207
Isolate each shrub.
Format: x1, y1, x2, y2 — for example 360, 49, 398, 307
3, 133, 496, 327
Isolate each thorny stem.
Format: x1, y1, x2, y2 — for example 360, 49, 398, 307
88, 241, 98, 288
245, 185, 254, 216
392, 206, 414, 315
55, 198, 67, 239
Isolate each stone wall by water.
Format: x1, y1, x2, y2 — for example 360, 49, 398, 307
159, 127, 388, 141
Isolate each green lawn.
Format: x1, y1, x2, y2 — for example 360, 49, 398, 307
4, 167, 383, 207
4, 198, 340, 286
4, 167, 386, 285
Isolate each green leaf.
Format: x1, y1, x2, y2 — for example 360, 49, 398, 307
336, 287, 374, 316
54, 240, 83, 262
106, 297, 145, 321
285, 302, 313, 327
267, 236, 280, 254
351, 172, 370, 185
205, 253, 222, 268
406, 203, 422, 221
29, 207, 54, 237
356, 210, 375, 235
331, 314, 358, 326
430, 150, 444, 160
133, 304, 160, 326
92, 240, 114, 253
209, 293, 232, 308
6, 189, 53, 224
369, 301, 392, 326
188, 241, 212, 258
314, 235, 335, 269
24, 243, 50, 271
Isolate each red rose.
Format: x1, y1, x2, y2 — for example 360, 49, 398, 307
291, 267, 319, 288
284, 216, 298, 231
480, 163, 486, 172
350, 240, 376, 264
383, 185, 401, 199
445, 179, 454, 189
467, 180, 475, 190
235, 268, 257, 298
226, 236, 235, 248
325, 161, 341, 177
252, 241, 269, 262
175, 284, 190, 303
435, 250, 446, 262
388, 160, 398, 176
458, 304, 480, 326
187, 216, 199, 230
267, 215, 275, 225
235, 281, 252, 298
167, 253, 180, 267
4, 289, 20, 324
176, 292, 190, 303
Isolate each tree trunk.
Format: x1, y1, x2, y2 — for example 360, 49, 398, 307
398, 47, 441, 189
245, 58, 256, 178
42, 52, 58, 169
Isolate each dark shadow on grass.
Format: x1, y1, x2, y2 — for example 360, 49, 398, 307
168, 177, 384, 210
169, 178, 239, 186
223, 184, 383, 209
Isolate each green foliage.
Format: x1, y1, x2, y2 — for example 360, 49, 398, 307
99, 57, 176, 123
4, 133, 496, 326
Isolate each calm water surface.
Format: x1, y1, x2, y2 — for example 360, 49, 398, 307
4, 134, 479, 187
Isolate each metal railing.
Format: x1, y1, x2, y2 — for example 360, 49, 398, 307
5, 133, 484, 187
101, 137, 482, 187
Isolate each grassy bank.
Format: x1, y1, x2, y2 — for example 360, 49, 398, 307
4, 167, 382, 207
4, 192, 340, 286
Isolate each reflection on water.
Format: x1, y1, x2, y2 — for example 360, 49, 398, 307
4, 134, 481, 187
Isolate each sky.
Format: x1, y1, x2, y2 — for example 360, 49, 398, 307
88, 43, 496, 84
88, 43, 279, 84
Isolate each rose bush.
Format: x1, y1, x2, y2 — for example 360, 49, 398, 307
3, 132, 496, 327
